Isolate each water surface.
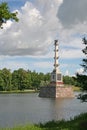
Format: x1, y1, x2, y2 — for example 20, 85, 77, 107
0, 93, 87, 127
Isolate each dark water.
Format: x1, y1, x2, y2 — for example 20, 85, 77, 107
0, 93, 87, 127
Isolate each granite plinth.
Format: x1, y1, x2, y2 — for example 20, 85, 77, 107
39, 86, 74, 98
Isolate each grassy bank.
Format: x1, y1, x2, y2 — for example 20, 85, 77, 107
73, 86, 81, 92
0, 113, 87, 130
0, 90, 38, 94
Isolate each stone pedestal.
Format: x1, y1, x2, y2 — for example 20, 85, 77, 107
39, 86, 74, 98
56, 86, 74, 98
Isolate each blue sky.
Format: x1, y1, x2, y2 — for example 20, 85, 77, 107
0, 0, 87, 75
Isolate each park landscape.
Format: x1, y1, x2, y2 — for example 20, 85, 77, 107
0, 0, 87, 130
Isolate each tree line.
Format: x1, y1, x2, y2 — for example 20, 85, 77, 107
0, 68, 51, 91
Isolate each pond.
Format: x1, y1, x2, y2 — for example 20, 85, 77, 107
0, 92, 87, 127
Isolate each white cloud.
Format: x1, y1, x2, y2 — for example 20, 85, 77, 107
0, 0, 85, 59
58, 0, 87, 28
0, 0, 62, 56
0, 56, 53, 73
60, 48, 84, 59
0, 60, 29, 71
2, 20, 13, 30
76, 68, 84, 74
65, 70, 69, 76
33, 61, 53, 69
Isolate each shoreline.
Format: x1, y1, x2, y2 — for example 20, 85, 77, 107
0, 113, 87, 130
0, 90, 39, 94
0, 86, 80, 94
0, 86, 81, 94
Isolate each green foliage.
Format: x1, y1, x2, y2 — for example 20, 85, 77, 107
0, 70, 4, 91
15, 69, 30, 90
0, 113, 87, 130
76, 74, 87, 91
76, 37, 87, 102
31, 71, 40, 90
1, 68, 12, 91
0, 2, 18, 28
63, 76, 76, 85
81, 37, 87, 72
0, 68, 50, 91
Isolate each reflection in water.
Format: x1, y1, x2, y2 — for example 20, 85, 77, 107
0, 93, 87, 127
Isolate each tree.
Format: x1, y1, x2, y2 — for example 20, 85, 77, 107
31, 71, 40, 90
0, 70, 4, 91
12, 69, 30, 90
77, 37, 87, 102
81, 37, 87, 72
11, 70, 19, 90
44, 73, 50, 82
0, 2, 18, 28
1, 68, 12, 91
63, 76, 75, 85
0, 68, 52, 91
27, 70, 32, 89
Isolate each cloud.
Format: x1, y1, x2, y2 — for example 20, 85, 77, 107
33, 61, 53, 69
60, 48, 84, 59
2, 20, 12, 29
65, 70, 69, 76
0, 0, 62, 56
0, 56, 53, 73
58, 0, 87, 28
0, 60, 29, 71
76, 68, 84, 74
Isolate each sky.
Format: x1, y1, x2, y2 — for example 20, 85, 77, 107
0, 0, 87, 76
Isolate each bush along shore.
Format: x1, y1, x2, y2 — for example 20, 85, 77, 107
0, 113, 87, 130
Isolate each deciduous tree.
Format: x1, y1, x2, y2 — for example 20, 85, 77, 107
0, 2, 18, 28
77, 37, 87, 102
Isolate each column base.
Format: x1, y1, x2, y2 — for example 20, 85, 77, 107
39, 85, 74, 98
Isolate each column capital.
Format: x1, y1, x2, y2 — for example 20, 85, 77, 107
54, 40, 58, 45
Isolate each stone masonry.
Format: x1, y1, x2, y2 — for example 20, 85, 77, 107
39, 86, 74, 98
